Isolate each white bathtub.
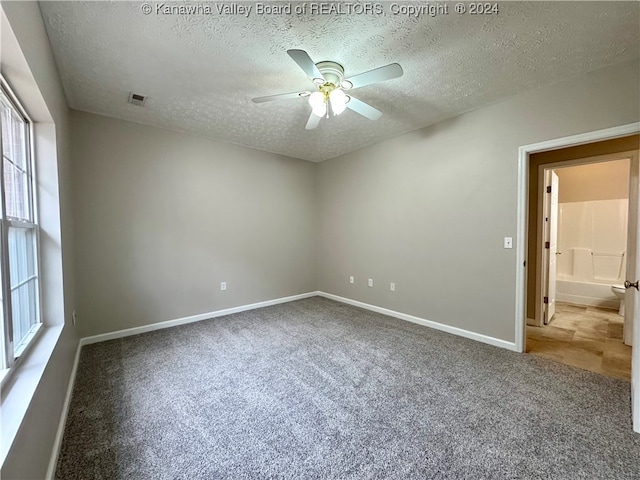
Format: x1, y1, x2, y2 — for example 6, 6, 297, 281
556, 278, 620, 310
555, 200, 627, 310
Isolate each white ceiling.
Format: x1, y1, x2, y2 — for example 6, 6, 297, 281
39, 1, 639, 162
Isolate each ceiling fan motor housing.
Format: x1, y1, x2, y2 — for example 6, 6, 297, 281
315, 61, 345, 87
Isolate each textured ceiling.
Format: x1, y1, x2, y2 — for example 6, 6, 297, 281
39, 1, 639, 162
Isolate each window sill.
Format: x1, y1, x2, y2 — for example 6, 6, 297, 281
0, 324, 63, 466
13, 322, 43, 359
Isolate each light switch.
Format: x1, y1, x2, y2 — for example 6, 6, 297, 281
504, 237, 513, 249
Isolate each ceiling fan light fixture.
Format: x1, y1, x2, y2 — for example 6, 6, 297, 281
312, 103, 327, 117
252, 49, 403, 129
309, 91, 324, 107
309, 91, 326, 117
329, 88, 347, 115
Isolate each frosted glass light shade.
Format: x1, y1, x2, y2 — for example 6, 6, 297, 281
309, 91, 326, 117
312, 103, 327, 117
330, 89, 347, 115
309, 92, 324, 108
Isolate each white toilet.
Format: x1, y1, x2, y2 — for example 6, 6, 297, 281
611, 285, 625, 316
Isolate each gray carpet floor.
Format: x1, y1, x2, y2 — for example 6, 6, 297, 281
56, 297, 640, 479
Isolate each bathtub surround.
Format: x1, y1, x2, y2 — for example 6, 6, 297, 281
556, 198, 629, 309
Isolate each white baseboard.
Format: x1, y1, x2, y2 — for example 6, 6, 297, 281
70, 290, 518, 353
46, 289, 518, 475
318, 292, 518, 351
47, 292, 318, 476
46, 341, 82, 480
80, 291, 319, 346
79, 290, 518, 352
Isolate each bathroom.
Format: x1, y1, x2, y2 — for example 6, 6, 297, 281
526, 155, 634, 380
555, 158, 630, 326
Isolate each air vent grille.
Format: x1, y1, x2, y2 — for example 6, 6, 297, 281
128, 92, 147, 107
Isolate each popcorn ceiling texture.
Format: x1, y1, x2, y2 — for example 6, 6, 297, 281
40, 1, 639, 161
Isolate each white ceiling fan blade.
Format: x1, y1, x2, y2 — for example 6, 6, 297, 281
252, 91, 309, 103
346, 96, 382, 121
287, 49, 325, 82
344, 63, 403, 89
305, 112, 321, 130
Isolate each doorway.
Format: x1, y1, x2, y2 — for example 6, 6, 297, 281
514, 125, 640, 432
529, 156, 632, 380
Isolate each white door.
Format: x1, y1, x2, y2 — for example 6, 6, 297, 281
625, 152, 639, 432
625, 154, 639, 347
544, 171, 559, 324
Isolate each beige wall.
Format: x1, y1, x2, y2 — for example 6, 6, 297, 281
1, 1, 78, 479
71, 111, 318, 337
318, 60, 640, 343
556, 159, 630, 203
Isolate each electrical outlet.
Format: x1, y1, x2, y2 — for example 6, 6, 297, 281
72, 310, 77, 326
390, 282, 396, 291
368, 278, 374, 287
349, 276, 354, 284
220, 282, 227, 291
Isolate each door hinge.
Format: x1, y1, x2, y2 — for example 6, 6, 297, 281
543, 296, 549, 304
545, 241, 550, 249
546, 185, 552, 193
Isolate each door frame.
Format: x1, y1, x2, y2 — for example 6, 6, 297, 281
537, 169, 559, 327
515, 122, 640, 432
534, 153, 635, 327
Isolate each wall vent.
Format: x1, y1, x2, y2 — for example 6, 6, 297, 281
128, 92, 147, 107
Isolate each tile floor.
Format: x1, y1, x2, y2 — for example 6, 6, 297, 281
526, 302, 632, 381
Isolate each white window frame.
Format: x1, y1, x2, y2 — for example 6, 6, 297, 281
0, 76, 43, 381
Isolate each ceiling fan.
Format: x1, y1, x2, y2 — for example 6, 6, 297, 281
252, 49, 403, 130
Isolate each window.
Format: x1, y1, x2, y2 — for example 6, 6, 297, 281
0, 79, 41, 373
